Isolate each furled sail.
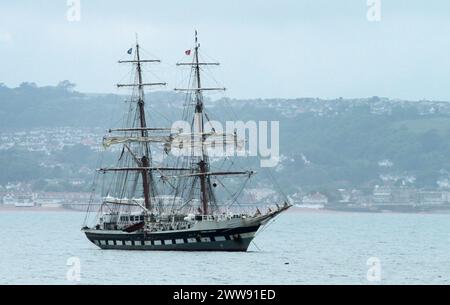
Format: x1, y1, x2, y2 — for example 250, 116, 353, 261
103, 132, 245, 156
102, 135, 172, 148
164, 132, 245, 156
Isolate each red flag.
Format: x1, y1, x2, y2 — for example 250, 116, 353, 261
185, 49, 191, 56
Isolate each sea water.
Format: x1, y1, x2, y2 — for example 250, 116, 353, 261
0, 210, 449, 284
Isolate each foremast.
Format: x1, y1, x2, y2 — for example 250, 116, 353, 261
175, 31, 251, 215
193, 33, 210, 215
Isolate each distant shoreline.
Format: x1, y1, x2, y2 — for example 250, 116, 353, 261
0, 205, 342, 213
0, 206, 76, 212
2, 205, 450, 215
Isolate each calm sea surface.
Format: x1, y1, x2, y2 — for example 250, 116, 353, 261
1, 210, 450, 284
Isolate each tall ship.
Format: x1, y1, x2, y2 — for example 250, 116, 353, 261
82, 32, 291, 251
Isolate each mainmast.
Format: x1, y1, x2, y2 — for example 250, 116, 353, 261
135, 41, 152, 211
116, 37, 166, 211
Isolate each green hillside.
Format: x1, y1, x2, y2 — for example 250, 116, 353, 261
2, 83, 450, 194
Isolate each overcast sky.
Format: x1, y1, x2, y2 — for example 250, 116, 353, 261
1, 0, 450, 100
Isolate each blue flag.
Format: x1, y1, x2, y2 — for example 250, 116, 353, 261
127, 48, 133, 55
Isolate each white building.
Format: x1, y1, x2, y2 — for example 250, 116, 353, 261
301, 192, 328, 206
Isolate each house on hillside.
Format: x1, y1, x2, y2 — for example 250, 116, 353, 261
301, 192, 328, 207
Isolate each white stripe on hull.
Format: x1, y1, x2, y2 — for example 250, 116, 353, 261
89, 231, 256, 251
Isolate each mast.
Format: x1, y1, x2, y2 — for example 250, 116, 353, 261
116, 37, 166, 211
193, 31, 210, 215
135, 40, 152, 211
175, 31, 226, 215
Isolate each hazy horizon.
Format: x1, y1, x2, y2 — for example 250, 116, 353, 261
1, 0, 450, 101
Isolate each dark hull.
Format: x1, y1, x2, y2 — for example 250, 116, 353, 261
84, 224, 260, 252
